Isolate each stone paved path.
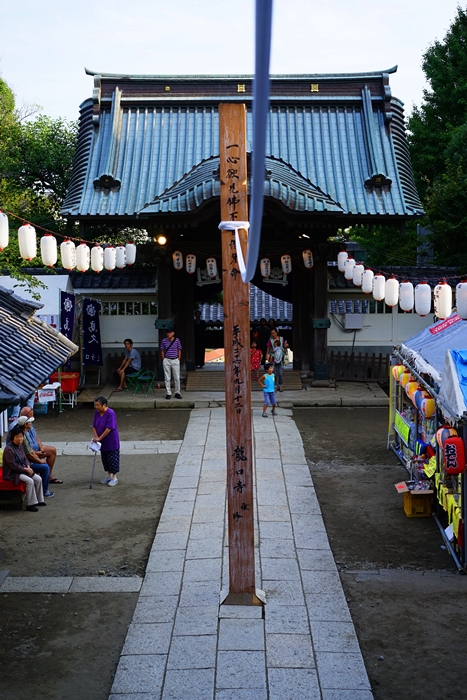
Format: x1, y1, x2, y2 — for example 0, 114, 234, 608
108, 408, 373, 700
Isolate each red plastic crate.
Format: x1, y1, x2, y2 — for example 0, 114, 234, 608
50, 372, 80, 393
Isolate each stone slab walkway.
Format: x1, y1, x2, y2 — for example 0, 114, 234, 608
109, 408, 373, 699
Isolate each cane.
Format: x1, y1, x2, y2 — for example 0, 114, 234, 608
88, 440, 101, 489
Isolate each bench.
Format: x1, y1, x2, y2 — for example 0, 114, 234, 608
0, 466, 26, 510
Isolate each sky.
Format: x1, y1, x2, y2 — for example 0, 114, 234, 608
1, 0, 464, 122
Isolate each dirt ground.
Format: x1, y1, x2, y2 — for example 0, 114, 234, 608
294, 406, 467, 700
2, 405, 467, 699
0, 407, 190, 700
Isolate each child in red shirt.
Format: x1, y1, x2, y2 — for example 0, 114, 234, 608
250, 340, 262, 379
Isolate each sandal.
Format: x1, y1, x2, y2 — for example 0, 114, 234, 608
114, 388, 124, 392
49, 478, 63, 484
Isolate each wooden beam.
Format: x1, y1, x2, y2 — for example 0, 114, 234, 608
219, 103, 261, 605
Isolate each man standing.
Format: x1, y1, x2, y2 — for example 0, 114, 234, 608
160, 328, 182, 399
115, 338, 142, 391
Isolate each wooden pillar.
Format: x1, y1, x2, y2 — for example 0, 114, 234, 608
219, 104, 261, 605
173, 269, 195, 371
292, 264, 312, 371
157, 257, 172, 320
312, 254, 329, 380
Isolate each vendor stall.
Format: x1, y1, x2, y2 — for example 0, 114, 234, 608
389, 313, 467, 571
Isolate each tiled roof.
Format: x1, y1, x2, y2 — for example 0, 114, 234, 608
199, 285, 293, 323
61, 71, 423, 221
0, 285, 79, 404
70, 269, 156, 290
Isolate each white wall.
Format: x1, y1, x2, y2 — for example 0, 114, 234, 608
328, 307, 433, 349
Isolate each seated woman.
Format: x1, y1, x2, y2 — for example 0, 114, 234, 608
2, 425, 46, 512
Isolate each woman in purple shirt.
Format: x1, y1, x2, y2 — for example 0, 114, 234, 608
92, 396, 121, 487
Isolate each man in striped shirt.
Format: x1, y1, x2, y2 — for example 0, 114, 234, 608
160, 328, 182, 399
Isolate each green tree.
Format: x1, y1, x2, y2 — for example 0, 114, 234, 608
408, 6, 467, 198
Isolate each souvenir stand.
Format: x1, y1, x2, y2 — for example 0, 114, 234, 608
389, 314, 467, 572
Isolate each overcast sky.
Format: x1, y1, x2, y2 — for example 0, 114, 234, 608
1, 0, 463, 122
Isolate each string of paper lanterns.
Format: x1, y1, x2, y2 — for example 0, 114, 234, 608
171, 249, 314, 278
0, 210, 137, 273
336, 249, 467, 320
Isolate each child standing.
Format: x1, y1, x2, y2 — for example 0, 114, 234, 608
272, 338, 284, 392
258, 363, 277, 417
250, 340, 262, 380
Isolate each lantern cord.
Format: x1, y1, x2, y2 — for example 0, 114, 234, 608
0, 208, 132, 247
242, 0, 273, 283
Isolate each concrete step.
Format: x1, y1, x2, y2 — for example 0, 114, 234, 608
185, 370, 303, 392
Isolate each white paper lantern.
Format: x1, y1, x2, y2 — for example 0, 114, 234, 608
206, 257, 217, 279
40, 234, 57, 268
76, 243, 90, 272
0, 212, 9, 251
415, 282, 431, 316
302, 249, 313, 269
337, 250, 348, 272
126, 242, 137, 266
260, 258, 270, 278
434, 280, 452, 319
456, 281, 467, 319
172, 251, 183, 270
352, 263, 364, 287
186, 253, 196, 274
18, 223, 37, 261
362, 269, 374, 294
343, 257, 355, 280
385, 277, 399, 307
116, 245, 126, 269
399, 280, 414, 312
91, 244, 104, 273
372, 274, 386, 301
281, 254, 292, 275
60, 239, 76, 270
104, 245, 116, 272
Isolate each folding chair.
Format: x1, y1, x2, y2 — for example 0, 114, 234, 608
133, 370, 156, 396
124, 368, 145, 391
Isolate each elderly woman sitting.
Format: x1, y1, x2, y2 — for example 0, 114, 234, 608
2, 425, 46, 512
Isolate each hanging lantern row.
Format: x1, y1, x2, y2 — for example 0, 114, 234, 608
172, 250, 314, 278
337, 249, 467, 320
0, 213, 137, 272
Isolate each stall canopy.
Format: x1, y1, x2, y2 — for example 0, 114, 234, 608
399, 314, 467, 421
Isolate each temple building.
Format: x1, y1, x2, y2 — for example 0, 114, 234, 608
61, 67, 423, 377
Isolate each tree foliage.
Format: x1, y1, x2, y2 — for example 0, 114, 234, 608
0, 76, 77, 291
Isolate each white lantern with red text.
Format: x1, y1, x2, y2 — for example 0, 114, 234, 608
260, 258, 270, 278
362, 269, 374, 294
116, 245, 126, 269
415, 282, 431, 316
18, 224, 37, 261
172, 251, 183, 271
456, 281, 467, 319
302, 249, 313, 269
344, 257, 355, 280
125, 242, 137, 266
40, 234, 57, 268
337, 250, 348, 272
372, 274, 386, 301
281, 254, 292, 275
206, 257, 217, 279
76, 243, 90, 272
385, 277, 399, 307
352, 263, 364, 287
91, 244, 104, 273
186, 254, 196, 274
60, 239, 76, 270
434, 280, 452, 320
399, 280, 414, 312
104, 245, 116, 272
0, 212, 9, 251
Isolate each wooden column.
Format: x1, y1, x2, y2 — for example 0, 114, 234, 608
173, 269, 195, 371
219, 104, 261, 605
312, 254, 329, 379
